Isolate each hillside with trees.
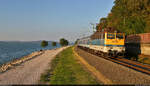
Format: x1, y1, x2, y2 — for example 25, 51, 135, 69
96, 0, 150, 35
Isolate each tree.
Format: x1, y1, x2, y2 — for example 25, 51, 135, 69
52, 42, 57, 46
59, 38, 69, 46
95, 0, 150, 34
75, 39, 79, 45
41, 40, 48, 47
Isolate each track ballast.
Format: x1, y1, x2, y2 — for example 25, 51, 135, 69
77, 45, 150, 75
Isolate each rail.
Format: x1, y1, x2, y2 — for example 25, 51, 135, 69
77, 46, 150, 75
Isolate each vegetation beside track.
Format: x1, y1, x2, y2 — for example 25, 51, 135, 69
40, 47, 99, 85
126, 54, 150, 65
137, 55, 150, 65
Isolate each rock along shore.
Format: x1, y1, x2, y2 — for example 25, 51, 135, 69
0, 46, 68, 84
0, 50, 44, 73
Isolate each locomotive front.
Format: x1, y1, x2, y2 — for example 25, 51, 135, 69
105, 32, 125, 57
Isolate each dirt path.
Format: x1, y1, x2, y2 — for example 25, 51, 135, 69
0, 47, 67, 85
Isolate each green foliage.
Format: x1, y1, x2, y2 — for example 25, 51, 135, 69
52, 42, 57, 46
41, 40, 48, 47
97, 0, 150, 34
99, 17, 108, 29
40, 69, 51, 82
74, 39, 79, 45
50, 47, 99, 85
96, 17, 108, 31
59, 38, 69, 46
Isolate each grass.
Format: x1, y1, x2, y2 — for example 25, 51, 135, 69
40, 46, 99, 85
137, 55, 150, 65
126, 54, 150, 65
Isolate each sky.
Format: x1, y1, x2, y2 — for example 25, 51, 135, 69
0, 0, 114, 42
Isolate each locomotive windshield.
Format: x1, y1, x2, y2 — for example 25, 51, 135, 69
107, 33, 115, 39
116, 34, 124, 39
107, 33, 124, 39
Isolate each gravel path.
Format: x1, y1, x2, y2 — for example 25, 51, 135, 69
75, 47, 150, 84
0, 47, 67, 85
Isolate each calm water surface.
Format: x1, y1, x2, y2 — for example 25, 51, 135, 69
0, 41, 60, 65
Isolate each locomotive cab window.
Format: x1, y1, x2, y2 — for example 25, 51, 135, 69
107, 33, 115, 39
116, 34, 124, 39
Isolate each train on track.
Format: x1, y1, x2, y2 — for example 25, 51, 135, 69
77, 27, 125, 57
125, 33, 150, 56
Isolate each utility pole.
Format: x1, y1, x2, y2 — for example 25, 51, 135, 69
90, 23, 96, 33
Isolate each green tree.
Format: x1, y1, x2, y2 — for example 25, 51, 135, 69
59, 38, 69, 46
100, 17, 108, 29
96, 0, 150, 34
52, 42, 57, 46
41, 40, 48, 47
75, 39, 79, 45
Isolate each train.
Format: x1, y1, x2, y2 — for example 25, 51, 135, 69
125, 33, 150, 56
77, 28, 125, 57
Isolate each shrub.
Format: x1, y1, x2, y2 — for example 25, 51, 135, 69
59, 38, 69, 46
41, 40, 48, 47
52, 42, 57, 46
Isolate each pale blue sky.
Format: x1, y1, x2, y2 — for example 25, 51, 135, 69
0, 0, 114, 42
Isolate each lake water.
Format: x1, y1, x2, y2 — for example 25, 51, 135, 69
0, 41, 60, 65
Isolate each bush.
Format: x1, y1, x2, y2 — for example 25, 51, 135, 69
59, 38, 69, 46
74, 39, 79, 45
41, 40, 48, 47
52, 42, 57, 46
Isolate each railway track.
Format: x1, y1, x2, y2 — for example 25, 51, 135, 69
77, 46, 150, 75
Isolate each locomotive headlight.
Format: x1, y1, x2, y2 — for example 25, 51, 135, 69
121, 48, 125, 52
110, 46, 113, 49
119, 47, 125, 52
122, 47, 125, 51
